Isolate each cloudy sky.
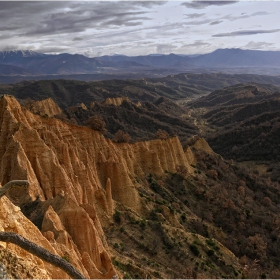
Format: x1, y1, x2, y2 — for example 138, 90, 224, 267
0, 1, 279, 56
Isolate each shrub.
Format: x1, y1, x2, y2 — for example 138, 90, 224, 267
206, 169, 218, 179
113, 210, 121, 224
176, 165, 188, 178
189, 243, 200, 256
62, 254, 71, 263
181, 213, 186, 222
139, 219, 146, 230
113, 130, 131, 143
123, 273, 131, 279
207, 249, 215, 257
155, 129, 169, 140
86, 115, 107, 133
206, 238, 216, 247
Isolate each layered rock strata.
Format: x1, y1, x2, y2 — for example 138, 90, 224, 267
102, 97, 130, 106
23, 98, 62, 117
0, 95, 199, 278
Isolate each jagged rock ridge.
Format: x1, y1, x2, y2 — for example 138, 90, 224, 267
23, 98, 63, 117
2, 94, 280, 278
0, 95, 199, 278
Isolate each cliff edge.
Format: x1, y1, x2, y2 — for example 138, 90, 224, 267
0, 95, 202, 278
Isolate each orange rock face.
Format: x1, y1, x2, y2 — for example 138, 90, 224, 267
0, 196, 68, 279
102, 97, 130, 106
193, 137, 214, 154
0, 95, 201, 278
24, 98, 62, 117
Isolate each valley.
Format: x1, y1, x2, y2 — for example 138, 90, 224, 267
0, 70, 280, 279
2, 0, 280, 277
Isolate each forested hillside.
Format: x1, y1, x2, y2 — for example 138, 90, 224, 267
1, 73, 280, 278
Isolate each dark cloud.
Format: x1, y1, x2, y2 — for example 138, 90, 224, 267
0, 25, 23, 32
0, 34, 13, 40
251, 11, 271, 16
213, 29, 280, 37
209, 20, 223, 25
179, 10, 270, 32
181, 1, 238, 9
0, 2, 156, 37
226, 11, 271, 21
185, 19, 212, 25
133, 1, 168, 8
183, 10, 270, 28
73, 37, 83, 41
26, 11, 151, 36
99, 12, 151, 28
184, 13, 205, 18
36, 46, 73, 54
0, 1, 278, 56
183, 40, 211, 47
0, 1, 167, 54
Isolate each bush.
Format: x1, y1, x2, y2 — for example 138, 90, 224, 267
86, 115, 107, 133
207, 249, 215, 257
176, 165, 188, 178
181, 213, 186, 222
62, 254, 71, 263
206, 169, 218, 179
206, 238, 216, 247
139, 219, 146, 230
113, 130, 131, 143
113, 210, 121, 224
155, 129, 169, 140
189, 243, 200, 256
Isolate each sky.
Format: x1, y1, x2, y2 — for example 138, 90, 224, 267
0, 1, 280, 57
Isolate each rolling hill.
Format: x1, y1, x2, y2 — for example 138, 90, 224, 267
189, 83, 280, 163
1, 94, 280, 278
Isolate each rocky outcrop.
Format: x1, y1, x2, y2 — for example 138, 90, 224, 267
0, 196, 68, 279
42, 205, 90, 278
67, 103, 88, 113
24, 98, 62, 117
102, 97, 130, 106
193, 137, 214, 154
0, 232, 86, 279
0, 95, 200, 278
0, 244, 49, 279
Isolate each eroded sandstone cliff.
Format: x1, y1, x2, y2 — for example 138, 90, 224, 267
102, 97, 130, 106
0, 95, 201, 278
0, 196, 68, 279
23, 98, 62, 117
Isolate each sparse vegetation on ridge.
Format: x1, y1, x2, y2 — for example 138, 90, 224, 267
2, 73, 280, 278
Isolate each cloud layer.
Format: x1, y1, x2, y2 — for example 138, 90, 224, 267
213, 29, 280, 37
0, 1, 279, 56
181, 1, 238, 9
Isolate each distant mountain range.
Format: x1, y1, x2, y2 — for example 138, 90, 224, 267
191, 48, 280, 68
97, 49, 280, 69
0, 49, 280, 83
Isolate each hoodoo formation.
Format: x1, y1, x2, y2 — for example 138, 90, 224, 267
2, 3, 280, 276
1, 87, 280, 278
0, 95, 200, 278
